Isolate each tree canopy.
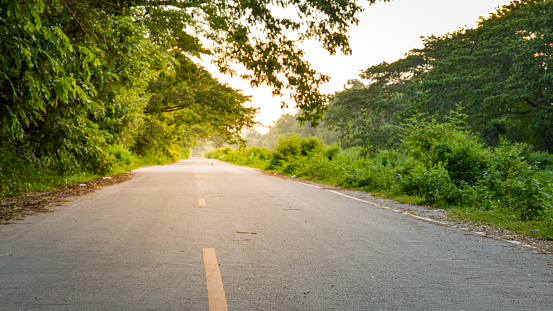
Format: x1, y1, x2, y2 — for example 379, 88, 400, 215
325, 0, 553, 153
1, 0, 387, 176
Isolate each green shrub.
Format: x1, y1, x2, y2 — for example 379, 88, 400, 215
339, 155, 398, 191
300, 136, 325, 156
324, 143, 341, 161
527, 150, 553, 171
397, 160, 455, 205
268, 134, 302, 168
107, 145, 135, 166
401, 111, 489, 186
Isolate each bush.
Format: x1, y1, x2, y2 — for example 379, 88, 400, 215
397, 160, 455, 205
399, 112, 553, 220
205, 120, 553, 227
338, 154, 398, 191
527, 150, 553, 171
268, 134, 325, 170
401, 111, 489, 186
107, 145, 135, 166
268, 134, 303, 169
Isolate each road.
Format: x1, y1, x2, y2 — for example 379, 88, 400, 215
1, 158, 552, 310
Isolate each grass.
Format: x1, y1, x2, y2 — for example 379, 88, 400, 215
205, 142, 553, 241
0, 153, 178, 198
448, 207, 553, 240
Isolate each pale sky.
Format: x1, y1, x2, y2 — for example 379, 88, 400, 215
201, 0, 514, 132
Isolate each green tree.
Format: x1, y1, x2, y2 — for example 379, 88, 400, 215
411, 0, 553, 151
323, 54, 425, 152
1, 0, 394, 196
137, 52, 258, 158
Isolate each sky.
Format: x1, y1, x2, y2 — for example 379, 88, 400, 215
201, 0, 514, 133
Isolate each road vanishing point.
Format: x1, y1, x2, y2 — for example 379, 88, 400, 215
1, 158, 552, 310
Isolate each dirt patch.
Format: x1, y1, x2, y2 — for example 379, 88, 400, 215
0, 172, 133, 224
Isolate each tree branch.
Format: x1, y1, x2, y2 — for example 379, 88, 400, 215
525, 98, 537, 107
143, 102, 192, 114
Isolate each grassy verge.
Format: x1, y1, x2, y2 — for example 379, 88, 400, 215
0, 152, 178, 199
205, 131, 553, 240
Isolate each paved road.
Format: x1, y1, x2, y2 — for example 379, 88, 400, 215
1, 158, 552, 310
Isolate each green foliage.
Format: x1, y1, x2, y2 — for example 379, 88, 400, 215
0, 0, 90, 137
397, 160, 454, 206
327, 1, 553, 154
267, 134, 329, 171
401, 110, 489, 186
107, 145, 135, 166
207, 115, 553, 238
527, 151, 553, 171
204, 147, 233, 160
410, 0, 553, 151
2, 0, 384, 197
340, 156, 397, 191
0, 144, 101, 198
322, 53, 425, 152
323, 79, 406, 152
204, 146, 270, 169
399, 114, 552, 220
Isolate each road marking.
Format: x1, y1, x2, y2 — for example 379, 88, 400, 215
240, 167, 262, 174
199, 198, 206, 207
326, 190, 449, 225
290, 175, 539, 251
327, 190, 381, 206
405, 213, 448, 225
203, 248, 228, 311
298, 182, 321, 189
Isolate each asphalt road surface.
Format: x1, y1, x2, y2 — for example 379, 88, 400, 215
1, 158, 552, 310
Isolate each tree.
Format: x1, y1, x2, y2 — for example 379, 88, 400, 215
323, 54, 425, 151
88, 0, 389, 123
1, 0, 391, 175
411, 0, 553, 151
330, 0, 553, 153
136, 52, 258, 157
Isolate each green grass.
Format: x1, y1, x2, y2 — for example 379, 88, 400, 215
0, 153, 178, 198
448, 207, 553, 240
205, 141, 553, 241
